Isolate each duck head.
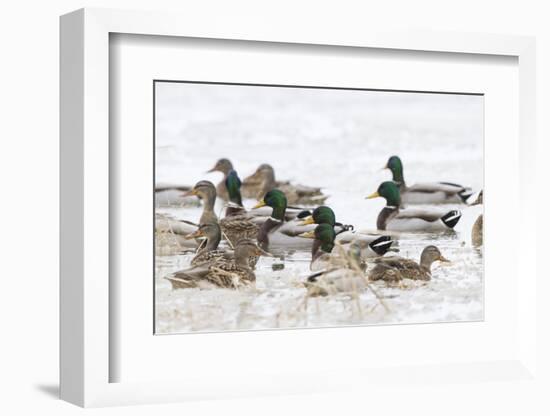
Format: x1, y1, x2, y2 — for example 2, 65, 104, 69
183, 180, 216, 206
420, 245, 450, 269
300, 206, 336, 226
299, 223, 336, 256
253, 189, 287, 221
207, 158, 234, 175
185, 222, 222, 250
234, 238, 273, 266
384, 155, 405, 185
366, 181, 402, 208
225, 170, 243, 207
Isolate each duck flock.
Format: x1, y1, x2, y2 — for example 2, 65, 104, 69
156, 155, 483, 299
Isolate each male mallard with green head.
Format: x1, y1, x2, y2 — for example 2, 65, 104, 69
241, 163, 328, 205
366, 181, 462, 232
300, 206, 394, 258
369, 245, 450, 282
384, 155, 472, 205
166, 239, 271, 290
207, 158, 234, 201
253, 189, 313, 253
299, 223, 367, 271
300, 224, 370, 296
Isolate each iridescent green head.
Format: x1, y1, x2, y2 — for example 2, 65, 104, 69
225, 170, 243, 206
366, 181, 401, 207
385, 155, 404, 184
301, 206, 336, 226
253, 189, 287, 220
312, 206, 336, 226
314, 223, 336, 253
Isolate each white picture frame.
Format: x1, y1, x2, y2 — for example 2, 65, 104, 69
60, 7, 538, 407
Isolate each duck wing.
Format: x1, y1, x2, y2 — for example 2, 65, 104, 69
394, 208, 445, 223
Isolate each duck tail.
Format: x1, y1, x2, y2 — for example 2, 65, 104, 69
441, 210, 462, 229
458, 190, 474, 203
368, 235, 394, 256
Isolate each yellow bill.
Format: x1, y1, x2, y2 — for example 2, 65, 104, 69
252, 200, 266, 209
298, 230, 316, 239
299, 216, 315, 225
365, 191, 380, 199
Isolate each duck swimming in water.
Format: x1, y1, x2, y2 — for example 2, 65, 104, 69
366, 181, 462, 232
384, 155, 473, 205
166, 239, 271, 289
299, 206, 394, 258
368, 245, 450, 282
242, 163, 328, 205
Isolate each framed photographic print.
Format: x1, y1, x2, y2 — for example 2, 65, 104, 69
60, 8, 538, 408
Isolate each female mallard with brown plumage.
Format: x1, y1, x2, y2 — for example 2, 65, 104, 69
185, 179, 259, 247
299, 206, 394, 258
166, 239, 271, 290
241, 163, 328, 205
206, 158, 234, 201
384, 155, 473, 205
186, 222, 259, 268
471, 190, 483, 247
368, 245, 449, 283
366, 181, 462, 232
219, 170, 261, 245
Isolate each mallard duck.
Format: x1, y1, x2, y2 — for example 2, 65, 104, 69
300, 226, 369, 296
241, 163, 328, 205
185, 222, 258, 268
206, 158, 234, 201
166, 239, 271, 289
471, 190, 483, 247
185, 222, 224, 265
299, 223, 367, 271
253, 189, 314, 253
220, 170, 260, 245
384, 155, 472, 205
368, 245, 449, 282
366, 181, 462, 232
299, 206, 394, 257
182, 180, 218, 224
184, 179, 259, 247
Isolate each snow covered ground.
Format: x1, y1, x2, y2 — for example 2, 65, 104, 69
154, 82, 484, 334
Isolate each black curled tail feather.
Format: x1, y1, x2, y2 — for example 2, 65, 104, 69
458, 191, 474, 203
441, 210, 461, 229
368, 235, 393, 256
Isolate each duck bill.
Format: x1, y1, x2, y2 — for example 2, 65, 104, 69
184, 229, 204, 240
365, 191, 380, 199
181, 189, 197, 197
439, 255, 451, 263
252, 200, 266, 209
299, 216, 315, 225
206, 167, 217, 173
298, 230, 316, 239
